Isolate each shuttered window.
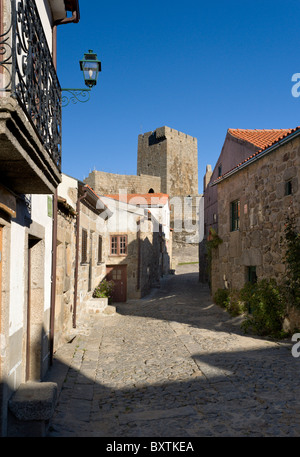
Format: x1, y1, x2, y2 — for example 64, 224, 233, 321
81, 229, 88, 263
98, 235, 102, 263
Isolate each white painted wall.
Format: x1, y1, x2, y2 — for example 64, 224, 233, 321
36, 0, 53, 51
31, 194, 53, 312
58, 174, 78, 210
9, 222, 25, 336
9, 194, 53, 335
148, 203, 171, 240
100, 197, 145, 234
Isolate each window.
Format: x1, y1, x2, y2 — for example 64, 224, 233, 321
112, 269, 122, 280
218, 164, 222, 178
111, 236, 118, 255
285, 180, 293, 196
119, 236, 127, 254
248, 266, 257, 284
97, 235, 102, 263
81, 229, 88, 263
230, 200, 240, 232
110, 235, 127, 256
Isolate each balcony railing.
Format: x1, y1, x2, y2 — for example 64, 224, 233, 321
0, 0, 62, 171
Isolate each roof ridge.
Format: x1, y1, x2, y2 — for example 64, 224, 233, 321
212, 125, 300, 184
228, 127, 293, 131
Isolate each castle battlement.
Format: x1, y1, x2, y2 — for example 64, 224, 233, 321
139, 126, 197, 143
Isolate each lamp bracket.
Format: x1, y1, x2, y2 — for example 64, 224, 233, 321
61, 88, 91, 107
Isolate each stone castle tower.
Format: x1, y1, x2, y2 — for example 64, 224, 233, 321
137, 126, 198, 196
137, 126, 200, 260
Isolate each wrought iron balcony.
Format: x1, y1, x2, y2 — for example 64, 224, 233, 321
0, 0, 62, 194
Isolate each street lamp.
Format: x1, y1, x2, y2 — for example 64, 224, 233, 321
62, 50, 101, 107
80, 50, 102, 88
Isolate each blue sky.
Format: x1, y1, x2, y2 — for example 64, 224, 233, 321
57, 0, 300, 193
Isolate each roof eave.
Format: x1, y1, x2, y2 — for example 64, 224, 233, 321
51, 0, 80, 25
211, 128, 300, 187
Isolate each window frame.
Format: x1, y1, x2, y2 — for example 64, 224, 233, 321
97, 235, 103, 264
248, 266, 257, 284
230, 199, 240, 232
110, 235, 128, 256
81, 228, 88, 264
285, 180, 293, 196
218, 164, 222, 178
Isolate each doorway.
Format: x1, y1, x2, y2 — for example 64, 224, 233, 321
106, 265, 127, 302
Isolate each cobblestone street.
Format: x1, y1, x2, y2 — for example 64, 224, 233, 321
47, 264, 300, 437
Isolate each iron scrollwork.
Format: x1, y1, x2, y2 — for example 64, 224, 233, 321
61, 88, 91, 107
0, 2, 13, 90
0, 0, 62, 171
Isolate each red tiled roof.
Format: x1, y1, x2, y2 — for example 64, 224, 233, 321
213, 126, 300, 184
84, 184, 101, 199
228, 128, 296, 149
83, 184, 109, 211
105, 193, 169, 206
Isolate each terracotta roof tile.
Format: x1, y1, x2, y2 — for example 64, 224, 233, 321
228, 128, 296, 149
105, 193, 169, 206
212, 126, 300, 184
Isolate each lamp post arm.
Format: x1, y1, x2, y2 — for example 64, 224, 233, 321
61, 88, 91, 107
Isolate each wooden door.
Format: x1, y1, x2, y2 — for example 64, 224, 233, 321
106, 265, 127, 302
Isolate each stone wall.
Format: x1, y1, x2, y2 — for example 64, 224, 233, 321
55, 180, 108, 350
211, 135, 300, 306
55, 205, 76, 349
84, 170, 161, 195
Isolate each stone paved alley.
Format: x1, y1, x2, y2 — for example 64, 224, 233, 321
47, 264, 300, 437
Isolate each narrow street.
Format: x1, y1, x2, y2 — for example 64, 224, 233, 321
47, 264, 299, 437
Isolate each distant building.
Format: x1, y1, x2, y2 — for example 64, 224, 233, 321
85, 126, 200, 264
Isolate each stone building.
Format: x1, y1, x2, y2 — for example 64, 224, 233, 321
85, 126, 200, 264
100, 193, 171, 300
104, 192, 172, 277
0, 0, 81, 437
54, 175, 171, 351
199, 127, 297, 282
209, 126, 300, 327
55, 174, 109, 350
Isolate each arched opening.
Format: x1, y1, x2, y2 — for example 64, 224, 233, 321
148, 188, 154, 193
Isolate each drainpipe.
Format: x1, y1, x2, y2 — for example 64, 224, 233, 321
73, 190, 88, 328
49, 189, 58, 365
137, 218, 141, 291
49, 27, 58, 365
